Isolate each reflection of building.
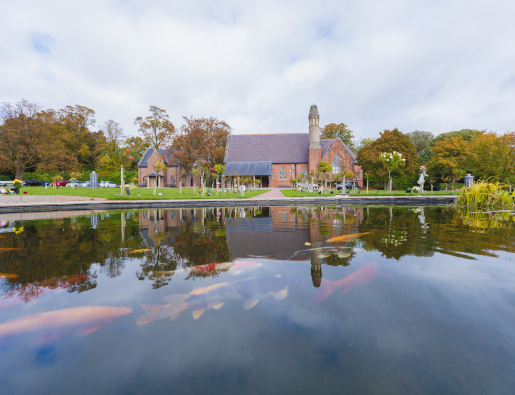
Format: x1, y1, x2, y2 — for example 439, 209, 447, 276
224, 105, 363, 188
137, 207, 364, 287
138, 209, 202, 247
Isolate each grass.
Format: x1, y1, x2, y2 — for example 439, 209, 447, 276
16, 186, 270, 200
281, 189, 462, 197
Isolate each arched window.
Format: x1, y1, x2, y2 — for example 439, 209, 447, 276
332, 154, 342, 174
301, 166, 307, 179
171, 175, 175, 184
279, 167, 286, 180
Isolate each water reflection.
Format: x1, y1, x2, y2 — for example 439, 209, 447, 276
1, 206, 515, 394
2, 206, 515, 296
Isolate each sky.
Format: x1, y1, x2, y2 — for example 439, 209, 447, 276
1, 0, 514, 141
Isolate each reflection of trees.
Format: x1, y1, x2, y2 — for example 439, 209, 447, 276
1, 274, 93, 303
135, 210, 231, 288
0, 212, 145, 293
356, 207, 515, 260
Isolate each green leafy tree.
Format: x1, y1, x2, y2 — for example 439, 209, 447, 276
321, 123, 355, 151
134, 106, 175, 149
407, 130, 434, 164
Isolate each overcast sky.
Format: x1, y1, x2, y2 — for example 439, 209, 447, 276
1, 0, 514, 140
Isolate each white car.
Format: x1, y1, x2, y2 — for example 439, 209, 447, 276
100, 181, 119, 188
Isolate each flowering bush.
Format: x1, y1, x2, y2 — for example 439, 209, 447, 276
13, 179, 23, 188
412, 186, 420, 192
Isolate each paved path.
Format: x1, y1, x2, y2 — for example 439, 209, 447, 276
250, 189, 285, 199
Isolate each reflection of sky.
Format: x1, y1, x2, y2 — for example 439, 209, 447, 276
3, 254, 515, 394
2, 210, 515, 393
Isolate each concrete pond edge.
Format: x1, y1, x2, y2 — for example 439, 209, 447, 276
0, 195, 457, 214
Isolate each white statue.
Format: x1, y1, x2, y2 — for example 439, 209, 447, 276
417, 166, 427, 193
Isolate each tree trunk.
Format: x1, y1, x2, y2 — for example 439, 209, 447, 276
15, 165, 24, 181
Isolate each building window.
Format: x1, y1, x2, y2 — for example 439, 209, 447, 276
301, 166, 307, 179
279, 167, 286, 180
280, 212, 287, 222
171, 175, 175, 184
332, 154, 342, 174
143, 176, 147, 185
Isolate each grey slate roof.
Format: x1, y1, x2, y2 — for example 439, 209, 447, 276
225, 134, 310, 163
138, 149, 178, 167
225, 134, 357, 164
224, 161, 272, 176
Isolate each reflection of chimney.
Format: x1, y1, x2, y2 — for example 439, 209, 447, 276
310, 250, 322, 288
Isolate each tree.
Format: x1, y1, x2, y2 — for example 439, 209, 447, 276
427, 136, 471, 189
134, 106, 175, 149
357, 129, 418, 189
152, 161, 166, 194
407, 130, 434, 164
468, 132, 515, 182
431, 129, 480, 147
58, 105, 98, 169
378, 152, 406, 192
321, 123, 355, 151
355, 137, 375, 152
100, 120, 125, 156
0, 99, 46, 180
407, 131, 434, 154
317, 160, 331, 193
124, 136, 149, 170
172, 116, 232, 177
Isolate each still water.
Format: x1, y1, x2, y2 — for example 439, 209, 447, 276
1, 206, 514, 394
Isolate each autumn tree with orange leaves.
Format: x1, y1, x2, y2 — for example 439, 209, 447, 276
134, 106, 175, 150
468, 132, 515, 183
427, 136, 471, 189
0, 99, 47, 180
172, 117, 232, 180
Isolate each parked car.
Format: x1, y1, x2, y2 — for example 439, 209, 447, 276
336, 181, 358, 191
52, 180, 68, 187
24, 179, 45, 187
81, 181, 91, 187
66, 181, 83, 187
100, 181, 119, 188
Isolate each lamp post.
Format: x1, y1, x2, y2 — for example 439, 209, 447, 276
121, 165, 125, 195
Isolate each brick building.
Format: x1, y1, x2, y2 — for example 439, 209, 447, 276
224, 105, 363, 188
138, 149, 201, 188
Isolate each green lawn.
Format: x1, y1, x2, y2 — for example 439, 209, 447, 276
19, 186, 270, 200
281, 189, 462, 197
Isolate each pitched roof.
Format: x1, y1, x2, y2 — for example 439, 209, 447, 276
224, 162, 272, 176
225, 134, 357, 164
138, 149, 178, 167
225, 134, 310, 163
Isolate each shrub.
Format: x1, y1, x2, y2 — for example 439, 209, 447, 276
457, 180, 513, 209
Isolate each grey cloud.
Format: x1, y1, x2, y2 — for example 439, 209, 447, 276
0, 0, 514, 141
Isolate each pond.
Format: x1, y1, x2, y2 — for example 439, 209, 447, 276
1, 206, 515, 394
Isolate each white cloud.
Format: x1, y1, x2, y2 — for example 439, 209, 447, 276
1, 0, 514, 140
